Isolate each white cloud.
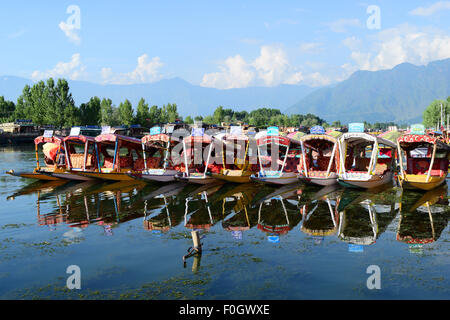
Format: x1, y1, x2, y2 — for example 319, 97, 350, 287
299, 42, 323, 53
410, 1, 450, 16
201, 45, 329, 89
101, 54, 164, 84
31, 53, 86, 81
344, 25, 450, 72
201, 55, 255, 89
327, 18, 362, 33
58, 21, 80, 45
252, 46, 289, 86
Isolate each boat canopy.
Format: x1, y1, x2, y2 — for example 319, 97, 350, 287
34, 135, 64, 145
142, 133, 180, 145
63, 135, 96, 144
256, 135, 293, 147
183, 134, 213, 144
398, 134, 450, 152
341, 132, 396, 148
95, 133, 141, 148
299, 134, 339, 144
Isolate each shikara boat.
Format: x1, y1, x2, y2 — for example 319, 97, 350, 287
130, 127, 181, 182
51, 134, 99, 181
250, 127, 302, 185
211, 128, 259, 183
74, 133, 143, 181
175, 129, 218, 184
338, 124, 397, 189
297, 126, 341, 186
6, 131, 66, 180
397, 125, 450, 191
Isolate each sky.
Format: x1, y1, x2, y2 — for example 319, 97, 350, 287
1, 0, 450, 89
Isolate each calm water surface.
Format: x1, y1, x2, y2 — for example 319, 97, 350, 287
0, 146, 448, 299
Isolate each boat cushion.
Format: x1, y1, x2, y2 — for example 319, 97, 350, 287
407, 158, 449, 175
70, 154, 94, 168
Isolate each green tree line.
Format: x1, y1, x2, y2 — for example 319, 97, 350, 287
423, 96, 450, 128
0, 78, 180, 128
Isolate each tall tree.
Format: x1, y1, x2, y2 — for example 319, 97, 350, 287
0, 96, 16, 122
80, 96, 101, 125
100, 98, 114, 126
423, 99, 449, 128
118, 99, 134, 126
135, 98, 149, 127
148, 105, 161, 126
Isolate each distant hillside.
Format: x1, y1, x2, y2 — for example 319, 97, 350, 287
0, 76, 315, 118
286, 58, 450, 124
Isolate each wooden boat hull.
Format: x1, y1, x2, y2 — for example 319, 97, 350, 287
250, 172, 299, 185
74, 171, 137, 181
298, 172, 339, 186
130, 169, 178, 182
211, 170, 253, 184
6, 169, 61, 181
51, 172, 96, 181
338, 171, 393, 189
176, 175, 216, 184
400, 174, 446, 191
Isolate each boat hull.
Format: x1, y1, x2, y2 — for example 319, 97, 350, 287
298, 172, 339, 186
250, 172, 299, 185
400, 174, 447, 191
338, 171, 393, 189
131, 170, 178, 182
74, 171, 137, 181
211, 171, 252, 184
6, 169, 61, 181
51, 172, 96, 181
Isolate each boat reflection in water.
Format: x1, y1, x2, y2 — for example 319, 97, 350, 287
218, 183, 260, 239
397, 185, 449, 254
183, 181, 227, 231
299, 185, 343, 244
142, 182, 188, 233
252, 183, 303, 242
9, 179, 150, 235
336, 186, 400, 251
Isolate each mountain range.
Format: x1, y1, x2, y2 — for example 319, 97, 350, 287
2, 58, 450, 123
286, 58, 450, 124
0, 76, 314, 118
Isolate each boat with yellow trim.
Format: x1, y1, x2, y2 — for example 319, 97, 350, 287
6, 130, 66, 181
210, 127, 259, 183
74, 133, 144, 181
397, 124, 450, 191
51, 132, 99, 181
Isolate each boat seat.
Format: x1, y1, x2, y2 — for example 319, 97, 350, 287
119, 156, 133, 168
133, 157, 162, 170
407, 158, 449, 175
103, 157, 114, 168
70, 154, 94, 168
283, 157, 299, 173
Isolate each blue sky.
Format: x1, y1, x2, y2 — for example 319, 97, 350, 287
2, 1, 450, 88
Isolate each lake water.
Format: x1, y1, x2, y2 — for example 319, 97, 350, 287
0, 146, 448, 300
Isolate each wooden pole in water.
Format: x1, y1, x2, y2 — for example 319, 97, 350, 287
191, 230, 202, 253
